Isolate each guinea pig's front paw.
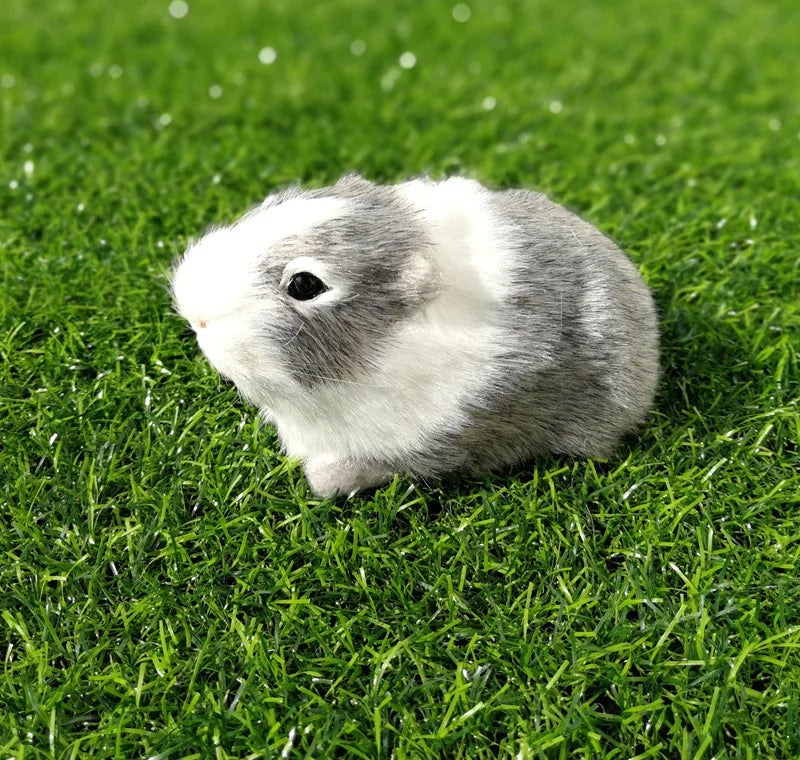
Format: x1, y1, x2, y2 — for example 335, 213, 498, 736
303, 454, 396, 498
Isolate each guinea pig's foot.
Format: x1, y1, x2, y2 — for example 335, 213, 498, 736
303, 454, 395, 498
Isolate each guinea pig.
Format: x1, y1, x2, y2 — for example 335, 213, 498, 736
172, 174, 659, 496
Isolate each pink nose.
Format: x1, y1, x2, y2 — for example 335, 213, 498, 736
197, 320, 207, 329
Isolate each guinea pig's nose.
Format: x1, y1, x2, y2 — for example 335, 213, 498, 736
198, 320, 207, 329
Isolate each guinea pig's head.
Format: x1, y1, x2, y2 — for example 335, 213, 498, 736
171, 176, 439, 405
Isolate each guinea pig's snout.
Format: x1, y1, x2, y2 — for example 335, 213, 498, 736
197, 320, 207, 329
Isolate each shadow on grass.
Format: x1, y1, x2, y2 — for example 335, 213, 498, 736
653, 289, 764, 429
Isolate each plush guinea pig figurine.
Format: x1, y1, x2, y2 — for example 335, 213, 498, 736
172, 175, 659, 496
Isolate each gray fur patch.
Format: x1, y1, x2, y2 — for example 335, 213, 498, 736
257, 176, 438, 387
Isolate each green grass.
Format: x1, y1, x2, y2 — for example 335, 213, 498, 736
1, 0, 799, 757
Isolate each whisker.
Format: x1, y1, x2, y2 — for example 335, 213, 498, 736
282, 323, 305, 347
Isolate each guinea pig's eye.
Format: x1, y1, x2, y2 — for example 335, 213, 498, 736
287, 271, 328, 301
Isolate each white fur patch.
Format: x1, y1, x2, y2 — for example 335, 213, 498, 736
397, 177, 514, 303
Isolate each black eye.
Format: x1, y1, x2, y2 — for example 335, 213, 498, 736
287, 271, 328, 301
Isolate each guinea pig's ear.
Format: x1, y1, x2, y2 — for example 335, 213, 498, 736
280, 256, 337, 304
402, 252, 441, 305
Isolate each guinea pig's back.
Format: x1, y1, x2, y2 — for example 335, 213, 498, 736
464, 188, 660, 463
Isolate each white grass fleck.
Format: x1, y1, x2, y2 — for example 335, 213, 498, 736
49, 433, 58, 445
716, 217, 727, 229
1, 74, 16, 88
208, 84, 223, 99
548, 99, 563, 114
258, 47, 277, 65
749, 215, 757, 229
9, 180, 19, 190
459, 702, 485, 720
452, 3, 471, 22
622, 482, 639, 500
168, 0, 189, 19
157, 113, 172, 127
280, 727, 297, 758
655, 134, 667, 146
228, 678, 245, 712
482, 96, 496, 111
768, 118, 781, 131
381, 67, 401, 91
399, 51, 417, 69
108, 65, 123, 79
624, 133, 636, 144
23, 160, 34, 176
702, 458, 728, 482
350, 39, 367, 56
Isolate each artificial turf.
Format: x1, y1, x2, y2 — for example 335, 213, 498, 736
1, 0, 799, 757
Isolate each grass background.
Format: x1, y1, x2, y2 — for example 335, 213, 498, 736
1, 0, 799, 757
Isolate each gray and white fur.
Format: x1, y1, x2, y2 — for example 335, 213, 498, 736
172, 175, 659, 495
